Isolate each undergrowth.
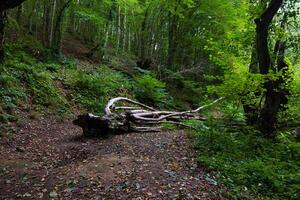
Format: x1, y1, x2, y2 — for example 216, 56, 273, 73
187, 114, 300, 200
64, 65, 134, 114
0, 37, 173, 136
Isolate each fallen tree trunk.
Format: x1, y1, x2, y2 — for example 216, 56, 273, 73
73, 97, 223, 137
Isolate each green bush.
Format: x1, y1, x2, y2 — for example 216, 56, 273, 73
163, 71, 205, 110
65, 65, 133, 113
189, 119, 300, 200
0, 69, 27, 114
27, 71, 69, 112
134, 74, 167, 107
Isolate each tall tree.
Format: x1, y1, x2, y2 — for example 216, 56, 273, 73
51, 0, 73, 55
254, 0, 288, 137
0, 0, 27, 62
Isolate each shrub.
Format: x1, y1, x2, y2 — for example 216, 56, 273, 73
27, 71, 69, 113
134, 74, 167, 107
65, 65, 133, 113
188, 119, 300, 200
0, 69, 27, 113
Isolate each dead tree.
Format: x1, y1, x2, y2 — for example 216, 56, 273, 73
73, 97, 223, 137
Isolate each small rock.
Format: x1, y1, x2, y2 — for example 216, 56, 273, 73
16, 147, 25, 153
23, 193, 31, 197
49, 191, 58, 198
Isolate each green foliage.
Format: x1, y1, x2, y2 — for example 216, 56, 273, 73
133, 74, 168, 107
0, 70, 27, 114
161, 122, 177, 130
27, 71, 69, 112
278, 65, 300, 125
65, 65, 133, 113
5, 35, 50, 62
190, 119, 300, 200
164, 71, 205, 110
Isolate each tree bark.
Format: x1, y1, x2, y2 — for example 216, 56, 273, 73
140, 7, 149, 63
259, 29, 289, 136
0, 11, 6, 63
255, 0, 283, 75
254, 0, 286, 137
167, 12, 177, 69
116, 5, 121, 50
42, 0, 51, 46
51, 0, 72, 55
0, 0, 27, 63
49, 0, 57, 47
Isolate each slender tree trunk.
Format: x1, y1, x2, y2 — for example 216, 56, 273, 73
49, 0, 57, 47
168, 12, 177, 69
123, 8, 127, 52
51, 0, 72, 55
140, 8, 148, 62
28, 0, 38, 34
43, 0, 51, 46
0, 11, 7, 63
116, 5, 121, 50
128, 26, 131, 52
0, 0, 26, 63
103, 23, 109, 59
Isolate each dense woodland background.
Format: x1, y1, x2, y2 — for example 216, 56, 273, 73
0, 0, 300, 199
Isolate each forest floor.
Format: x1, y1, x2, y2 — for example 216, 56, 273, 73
0, 112, 221, 200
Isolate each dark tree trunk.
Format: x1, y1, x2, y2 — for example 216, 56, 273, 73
42, 0, 51, 47
0, 11, 6, 63
255, 0, 283, 75
254, 0, 287, 137
51, 0, 72, 55
16, 5, 22, 24
0, 0, 27, 63
167, 13, 177, 69
260, 39, 289, 137
139, 7, 148, 64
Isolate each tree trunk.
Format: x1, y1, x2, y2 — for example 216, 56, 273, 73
259, 18, 289, 137
0, 11, 6, 63
255, 0, 283, 75
49, 0, 57, 49
116, 5, 121, 50
0, 0, 26, 63
123, 8, 127, 52
254, 0, 285, 137
140, 8, 148, 62
51, 0, 72, 55
167, 12, 177, 69
42, 0, 51, 46
28, 0, 37, 34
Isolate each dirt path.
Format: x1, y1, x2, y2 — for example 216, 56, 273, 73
0, 115, 220, 199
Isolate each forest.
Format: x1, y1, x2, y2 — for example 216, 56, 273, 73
0, 0, 299, 199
